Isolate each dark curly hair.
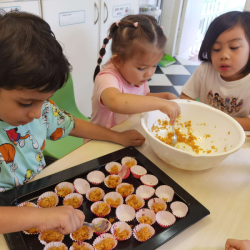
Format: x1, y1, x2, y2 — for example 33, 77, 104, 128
0, 10, 71, 92
94, 14, 167, 80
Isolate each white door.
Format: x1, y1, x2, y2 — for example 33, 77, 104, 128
99, 0, 140, 65
0, 0, 41, 16
175, 0, 204, 56
42, 0, 100, 117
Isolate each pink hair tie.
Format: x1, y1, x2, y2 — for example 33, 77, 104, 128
116, 21, 120, 27
99, 56, 103, 59
134, 22, 138, 28
107, 35, 111, 40
160, 26, 163, 29
97, 63, 100, 66
102, 44, 106, 49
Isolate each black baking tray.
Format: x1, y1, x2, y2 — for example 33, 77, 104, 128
0, 146, 210, 250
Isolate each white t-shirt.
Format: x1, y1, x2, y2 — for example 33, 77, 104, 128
182, 62, 250, 118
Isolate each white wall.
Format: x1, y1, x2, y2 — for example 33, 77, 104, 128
245, 0, 250, 10
161, 0, 183, 56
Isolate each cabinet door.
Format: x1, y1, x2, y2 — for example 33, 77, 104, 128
42, 0, 100, 117
0, 0, 40, 16
99, 0, 140, 65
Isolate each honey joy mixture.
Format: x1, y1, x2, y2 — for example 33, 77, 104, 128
56, 186, 73, 197
126, 195, 142, 209
72, 242, 89, 250
114, 228, 130, 240
24, 228, 41, 234
138, 216, 152, 225
151, 118, 216, 154
105, 176, 121, 188
47, 246, 67, 250
136, 227, 152, 241
93, 203, 110, 216
162, 198, 168, 202
72, 226, 89, 241
40, 230, 64, 243
89, 188, 102, 202
106, 197, 121, 207
38, 196, 57, 208
125, 159, 136, 169
110, 165, 119, 174
64, 196, 80, 208
94, 238, 115, 250
151, 203, 165, 213
117, 184, 133, 196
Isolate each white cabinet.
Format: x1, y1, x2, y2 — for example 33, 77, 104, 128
42, 0, 100, 117
0, 0, 41, 16
99, 0, 140, 65
42, 0, 139, 117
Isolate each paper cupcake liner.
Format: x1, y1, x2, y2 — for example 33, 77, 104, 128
121, 157, 137, 169
170, 201, 188, 218
103, 192, 124, 208
69, 242, 94, 250
93, 233, 118, 250
116, 183, 134, 197
18, 201, 38, 208
37, 192, 59, 208
136, 185, 155, 200
63, 193, 83, 209
118, 164, 130, 179
74, 178, 90, 195
43, 242, 68, 250
136, 208, 156, 225
87, 170, 105, 185
156, 211, 176, 228
92, 218, 111, 235
110, 221, 132, 241
91, 201, 111, 217
39, 230, 64, 245
70, 226, 94, 242
55, 182, 74, 198
148, 198, 167, 213
140, 174, 158, 187
116, 204, 135, 222
125, 194, 145, 211
133, 224, 155, 242
155, 185, 174, 203
86, 187, 105, 202
131, 165, 147, 178
105, 162, 122, 175
104, 175, 122, 189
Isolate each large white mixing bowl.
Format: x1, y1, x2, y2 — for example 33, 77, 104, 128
141, 99, 245, 170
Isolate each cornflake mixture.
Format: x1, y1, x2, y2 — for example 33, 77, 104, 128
151, 203, 165, 213
125, 159, 136, 169
56, 186, 72, 197
93, 203, 110, 216
40, 230, 64, 243
38, 196, 57, 208
47, 246, 67, 250
94, 238, 115, 250
114, 228, 130, 240
106, 198, 121, 207
136, 227, 152, 241
64, 196, 80, 208
105, 176, 120, 188
138, 216, 152, 225
72, 242, 89, 250
72, 226, 89, 241
110, 165, 119, 174
126, 195, 142, 209
117, 184, 133, 196
151, 117, 228, 155
89, 188, 102, 202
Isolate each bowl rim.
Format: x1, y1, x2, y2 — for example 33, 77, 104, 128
140, 99, 245, 158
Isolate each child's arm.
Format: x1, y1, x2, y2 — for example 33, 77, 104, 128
69, 118, 145, 147
147, 92, 179, 100
180, 92, 195, 100
101, 88, 180, 125
0, 205, 84, 234
225, 239, 250, 250
234, 117, 250, 131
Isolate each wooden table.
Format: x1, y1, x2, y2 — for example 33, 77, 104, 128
1, 114, 250, 250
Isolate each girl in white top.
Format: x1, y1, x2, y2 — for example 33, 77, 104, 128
181, 11, 250, 130
91, 14, 180, 128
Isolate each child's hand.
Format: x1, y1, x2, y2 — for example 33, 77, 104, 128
160, 100, 181, 125
165, 93, 179, 100
225, 239, 250, 250
118, 129, 146, 147
37, 205, 85, 234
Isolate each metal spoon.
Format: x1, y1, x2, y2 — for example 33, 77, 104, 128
172, 125, 177, 147
82, 220, 109, 233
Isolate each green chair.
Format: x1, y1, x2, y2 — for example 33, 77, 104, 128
43, 74, 90, 159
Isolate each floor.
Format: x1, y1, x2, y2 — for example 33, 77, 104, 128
148, 56, 201, 97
